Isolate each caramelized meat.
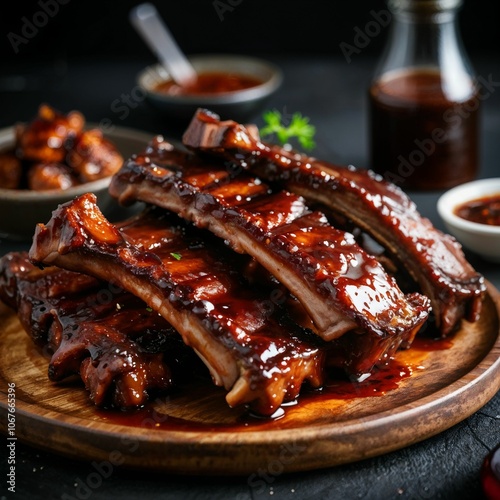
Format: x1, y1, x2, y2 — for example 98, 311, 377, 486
29, 194, 327, 416
0, 252, 197, 409
182, 109, 486, 336
67, 129, 124, 183
7, 104, 124, 190
16, 104, 84, 163
108, 137, 430, 344
27, 162, 77, 191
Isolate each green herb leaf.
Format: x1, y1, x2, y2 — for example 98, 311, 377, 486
170, 252, 182, 261
146, 306, 153, 312
260, 110, 316, 150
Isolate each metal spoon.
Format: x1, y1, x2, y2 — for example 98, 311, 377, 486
129, 3, 197, 87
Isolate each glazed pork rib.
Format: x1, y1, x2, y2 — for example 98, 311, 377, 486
29, 194, 328, 416
182, 109, 486, 336
0, 251, 195, 408
108, 136, 430, 346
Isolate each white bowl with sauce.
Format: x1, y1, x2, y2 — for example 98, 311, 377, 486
137, 54, 283, 124
437, 178, 500, 262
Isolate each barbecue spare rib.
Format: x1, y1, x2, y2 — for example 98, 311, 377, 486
108, 136, 431, 346
28, 191, 433, 414
28, 194, 341, 416
181, 108, 486, 336
0, 251, 199, 408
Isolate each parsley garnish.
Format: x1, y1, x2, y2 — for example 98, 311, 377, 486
259, 110, 316, 150
170, 252, 182, 260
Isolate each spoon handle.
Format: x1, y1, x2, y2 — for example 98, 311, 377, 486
129, 3, 197, 86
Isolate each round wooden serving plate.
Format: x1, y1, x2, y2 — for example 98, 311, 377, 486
1, 283, 499, 476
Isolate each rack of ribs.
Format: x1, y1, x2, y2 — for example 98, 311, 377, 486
181, 108, 486, 336
1, 105, 490, 417
0, 251, 199, 408
28, 194, 338, 416
107, 136, 430, 349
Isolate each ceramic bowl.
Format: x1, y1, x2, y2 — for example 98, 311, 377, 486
137, 53, 283, 124
0, 124, 153, 242
437, 177, 500, 263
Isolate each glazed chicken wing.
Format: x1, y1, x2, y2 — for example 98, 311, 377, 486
67, 129, 124, 183
16, 103, 84, 164
27, 162, 78, 191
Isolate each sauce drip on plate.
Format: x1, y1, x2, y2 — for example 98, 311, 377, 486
95, 334, 452, 433
96, 361, 416, 432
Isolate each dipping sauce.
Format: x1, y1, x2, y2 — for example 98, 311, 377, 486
153, 71, 263, 96
369, 68, 480, 190
454, 194, 500, 226
481, 443, 500, 500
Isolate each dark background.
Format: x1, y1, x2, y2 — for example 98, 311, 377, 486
0, 0, 497, 67
0, 0, 498, 174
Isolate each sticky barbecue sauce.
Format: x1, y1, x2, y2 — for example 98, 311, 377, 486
95, 334, 452, 432
153, 72, 263, 96
454, 194, 500, 226
96, 361, 416, 432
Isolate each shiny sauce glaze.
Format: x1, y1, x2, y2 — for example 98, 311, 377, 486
2, 104, 123, 190
93, 321, 458, 432
153, 72, 262, 96
181, 108, 486, 337
95, 338, 448, 432
30, 194, 329, 416
117, 208, 326, 377
0, 252, 196, 408
454, 194, 500, 226
112, 138, 431, 350
96, 363, 414, 432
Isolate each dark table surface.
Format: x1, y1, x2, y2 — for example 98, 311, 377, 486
0, 54, 499, 500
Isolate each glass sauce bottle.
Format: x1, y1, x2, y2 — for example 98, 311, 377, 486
368, 0, 480, 190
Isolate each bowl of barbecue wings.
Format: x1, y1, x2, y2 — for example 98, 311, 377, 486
0, 104, 152, 241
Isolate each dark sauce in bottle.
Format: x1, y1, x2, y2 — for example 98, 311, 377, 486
369, 68, 480, 190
